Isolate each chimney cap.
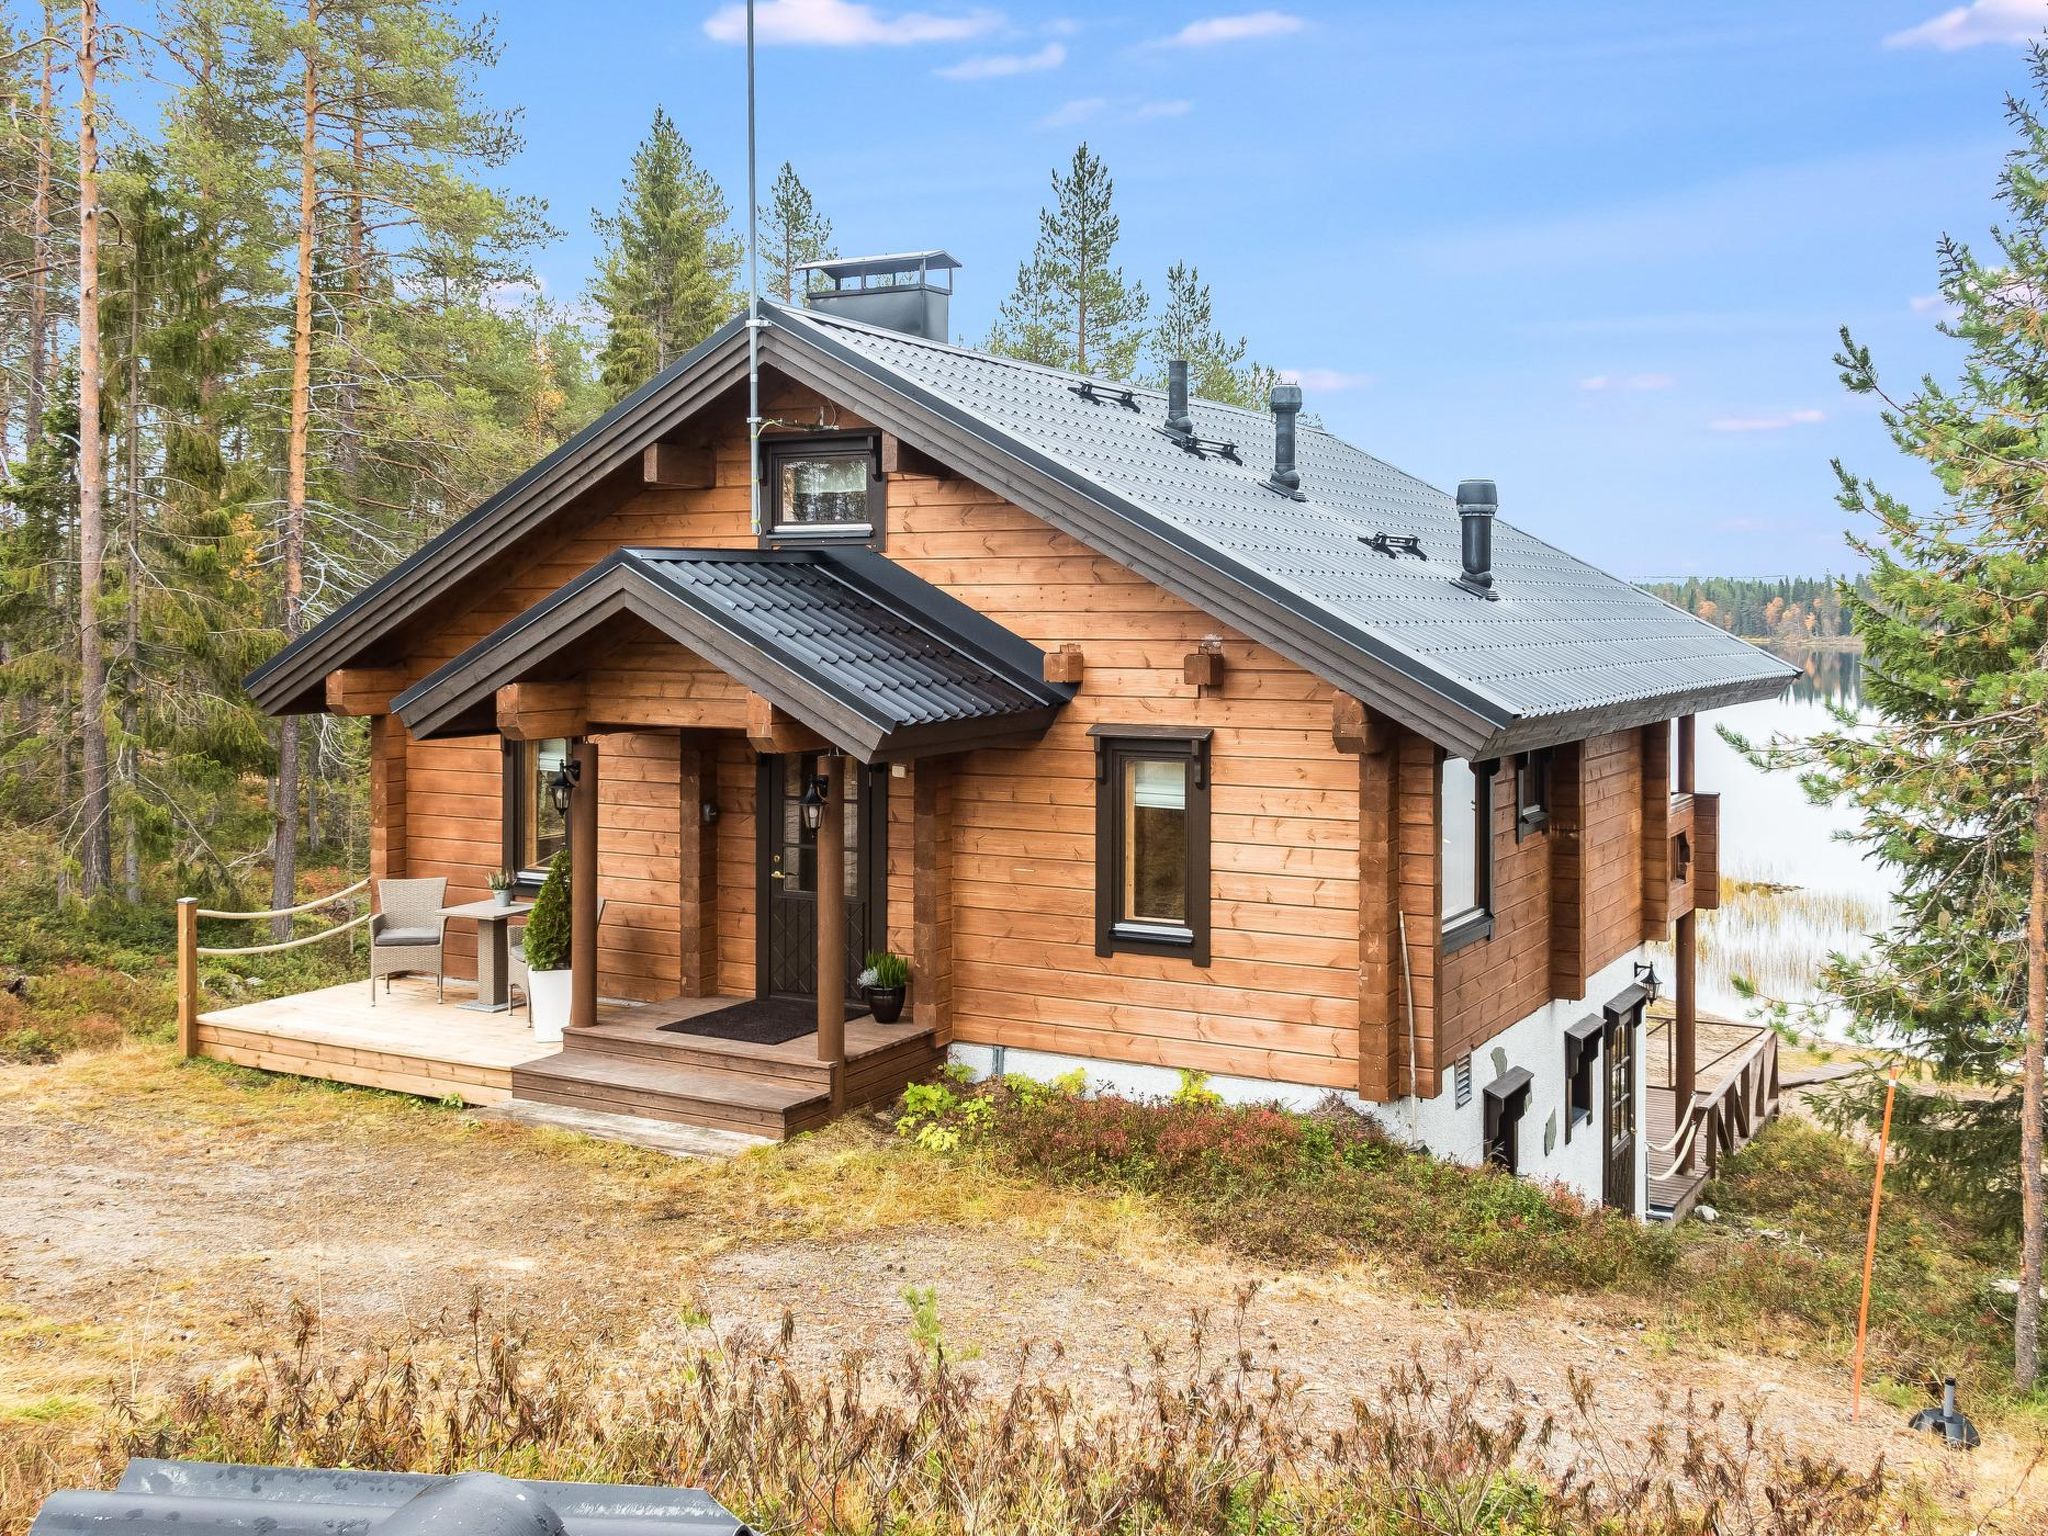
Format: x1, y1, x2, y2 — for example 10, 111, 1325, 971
1456, 478, 1498, 512
1269, 382, 1303, 413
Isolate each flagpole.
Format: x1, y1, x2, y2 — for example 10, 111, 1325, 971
745, 0, 762, 535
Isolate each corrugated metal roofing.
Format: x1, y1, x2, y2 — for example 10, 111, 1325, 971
771, 302, 1796, 734
29, 1460, 745, 1536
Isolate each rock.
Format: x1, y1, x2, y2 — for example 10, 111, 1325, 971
1695, 1204, 1719, 1223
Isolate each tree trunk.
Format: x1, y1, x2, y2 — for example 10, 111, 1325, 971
74, 0, 111, 900
2020, 764, 2047, 1388
120, 244, 142, 907
273, 0, 320, 937
26, 1, 55, 446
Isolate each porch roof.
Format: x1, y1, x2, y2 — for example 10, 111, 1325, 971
391, 547, 1073, 760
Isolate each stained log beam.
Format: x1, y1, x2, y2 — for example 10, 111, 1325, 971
746, 692, 830, 754
1331, 693, 1387, 755
1044, 644, 1084, 685
497, 681, 588, 741
880, 433, 952, 479
641, 440, 715, 488
324, 667, 409, 717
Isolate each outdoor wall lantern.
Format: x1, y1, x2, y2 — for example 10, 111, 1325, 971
799, 773, 830, 832
547, 757, 582, 815
1633, 960, 1661, 997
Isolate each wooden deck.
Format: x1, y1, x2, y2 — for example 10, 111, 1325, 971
1643, 1009, 1782, 1220
196, 978, 944, 1139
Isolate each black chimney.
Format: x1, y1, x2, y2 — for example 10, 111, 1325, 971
1268, 382, 1305, 499
1166, 359, 1193, 439
1455, 479, 1499, 600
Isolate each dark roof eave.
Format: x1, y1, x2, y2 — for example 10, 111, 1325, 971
1465, 666, 1799, 760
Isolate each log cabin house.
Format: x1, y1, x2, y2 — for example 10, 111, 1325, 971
212, 253, 1797, 1218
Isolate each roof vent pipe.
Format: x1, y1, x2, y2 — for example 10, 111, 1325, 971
1455, 479, 1499, 601
1268, 382, 1305, 499
1166, 359, 1193, 439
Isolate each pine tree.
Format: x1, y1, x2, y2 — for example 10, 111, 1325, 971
989, 142, 1147, 379
74, 0, 112, 899
761, 160, 832, 303
1750, 47, 2048, 1387
590, 107, 736, 401
1148, 261, 1275, 410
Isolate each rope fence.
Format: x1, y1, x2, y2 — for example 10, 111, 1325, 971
175, 878, 372, 1057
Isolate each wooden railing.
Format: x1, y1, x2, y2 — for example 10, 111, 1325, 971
175, 878, 371, 1057
1652, 1026, 1781, 1184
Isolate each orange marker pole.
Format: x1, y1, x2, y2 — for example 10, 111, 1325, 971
1849, 1062, 1902, 1422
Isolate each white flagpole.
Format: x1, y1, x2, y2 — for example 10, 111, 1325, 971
746, 0, 762, 535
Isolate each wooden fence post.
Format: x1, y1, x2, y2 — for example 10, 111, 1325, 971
176, 896, 199, 1058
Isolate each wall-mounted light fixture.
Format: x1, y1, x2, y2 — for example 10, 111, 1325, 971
799, 773, 829, 832
547, 756, 582, 815
1633, 960, 1661, 997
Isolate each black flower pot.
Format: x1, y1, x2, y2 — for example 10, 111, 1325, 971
865, 984, 907, 1024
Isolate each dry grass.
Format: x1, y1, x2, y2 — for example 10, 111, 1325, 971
0, 1298, 1948, 1536
1693, 879, 1890, 1014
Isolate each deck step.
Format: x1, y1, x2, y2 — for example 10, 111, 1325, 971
472, 1099, 771, 1158
562, 1019, 837, 1089
512, 1050, 830, 1138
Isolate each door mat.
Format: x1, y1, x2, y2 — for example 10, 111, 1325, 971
659, 994, 864, 1047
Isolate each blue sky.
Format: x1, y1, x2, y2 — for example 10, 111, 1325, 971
478, 0, 2048, 578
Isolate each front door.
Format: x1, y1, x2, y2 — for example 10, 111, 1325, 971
1602, 1009, 1639, 1215
759, 753, 883, 1001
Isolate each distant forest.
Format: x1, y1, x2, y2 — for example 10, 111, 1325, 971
1640, 576, 1869, 643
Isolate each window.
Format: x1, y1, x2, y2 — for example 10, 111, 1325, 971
1440, 756, 1495, 951
1515, 748, 1551, 839
1564, 1016, 1602, 1142
1482, 1068, 1532, 1173
765, 435, 880, 541
504, 738, 570, 886
1092, 727, 1211, 964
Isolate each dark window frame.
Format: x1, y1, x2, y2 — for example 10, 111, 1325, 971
1091, 725, 1212, 966
760, 432, 885, 548
501, 739, 571, 894
1482, 1067, 1533, 1174
1564, 1015, 1603, 1142
1515, 748, 1551, 840
1442, 756, 1497, 954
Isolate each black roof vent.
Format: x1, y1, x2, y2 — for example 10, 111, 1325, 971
1156, 358, 1241, 462
1454, 478, 1499, 601
1267, 382, 1306, 500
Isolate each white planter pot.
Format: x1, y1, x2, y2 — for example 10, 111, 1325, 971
528, 968, 573, 1044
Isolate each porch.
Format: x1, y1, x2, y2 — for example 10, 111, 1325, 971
1643, 1006, 1782, 1220
193, 976, 942, 1140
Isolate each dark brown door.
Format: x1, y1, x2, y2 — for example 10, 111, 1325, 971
1603, 1011, 1639, 1215
758, 753, 884, 1001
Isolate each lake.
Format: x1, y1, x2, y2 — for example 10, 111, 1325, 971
1663, 645, 1888, 1035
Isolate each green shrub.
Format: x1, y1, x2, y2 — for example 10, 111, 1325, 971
522, 850, 572, 971
862, 949, 909, 988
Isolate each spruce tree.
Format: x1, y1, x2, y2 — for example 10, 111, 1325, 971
1752, 47, 2048, 1387
989, 142, 1147, 379
590, 107, 736, 401
761, 160, 832, 303
1148, 261, 1275, 410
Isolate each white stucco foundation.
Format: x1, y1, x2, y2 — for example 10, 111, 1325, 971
948, 947, 1654, 1215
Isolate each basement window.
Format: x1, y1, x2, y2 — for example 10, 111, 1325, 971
1564, 1015, 1603, 1143
765, 434, 882, 544
1441, 756, 1496, 952
1482, 1067, 1533, 1174
1091, 727, 1211, 965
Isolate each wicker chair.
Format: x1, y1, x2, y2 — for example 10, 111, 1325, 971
370, 877, 449, 1005
507, 896, 604, 1019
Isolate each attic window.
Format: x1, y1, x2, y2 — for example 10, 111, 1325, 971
1361, 532, 1426, 560
765, 434, 882, 545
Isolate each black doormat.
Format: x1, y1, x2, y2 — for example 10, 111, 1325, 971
659, 994, 863, 1047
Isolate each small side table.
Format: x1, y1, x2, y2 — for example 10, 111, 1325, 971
440, 898, 535, 1013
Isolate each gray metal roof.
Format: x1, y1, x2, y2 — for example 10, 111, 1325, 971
769, 302, 1797, 753
394, 547, 1070, 760
30, 1460, 745, 1536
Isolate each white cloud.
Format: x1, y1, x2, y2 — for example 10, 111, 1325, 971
937, 40, 1063, 78
1152, 10, 1305, 47
1129, 98, 1193, 119
1580, 372, 1676, 392
1036, 96, 1106, 129
1708, 408, 1825, 432
704, 0, 1001, 47
1885, 0, 2048, 50
1281, 367, 1374, 391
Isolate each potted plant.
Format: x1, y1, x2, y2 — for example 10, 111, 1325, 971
858, 950, 910, 1024
522, 850, 573, 1043
487, 869, 515, 908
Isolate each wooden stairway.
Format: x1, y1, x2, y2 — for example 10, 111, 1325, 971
509, 1000, 943, 1140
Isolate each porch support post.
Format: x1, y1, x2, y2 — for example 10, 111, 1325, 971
913, 757, 955, 1040
570, 737, 600, 1032
816, 753, 847, 1104
678, 742, 719, 997
1674, 714, 1698, 1135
